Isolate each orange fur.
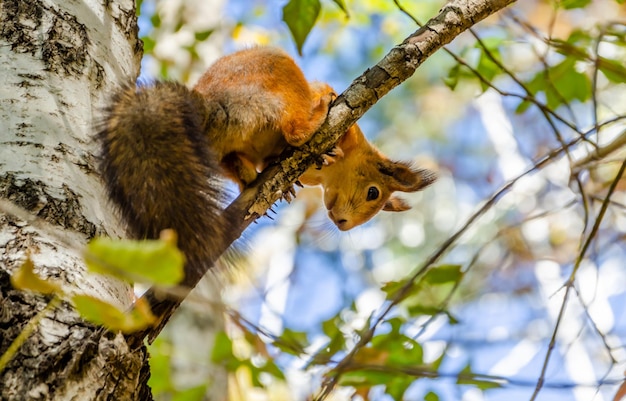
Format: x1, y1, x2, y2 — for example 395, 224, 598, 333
300, 125, 436, 230
194, 47, 335, 188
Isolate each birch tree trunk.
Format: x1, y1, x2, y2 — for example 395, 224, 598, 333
0, 0, 151, 399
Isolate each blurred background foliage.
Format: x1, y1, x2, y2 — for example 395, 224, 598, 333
135, 0, 626, 400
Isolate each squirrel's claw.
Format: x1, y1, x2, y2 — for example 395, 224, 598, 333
279, 185, 297, 203
315, 146, 344, 169
327, 146, 344, 160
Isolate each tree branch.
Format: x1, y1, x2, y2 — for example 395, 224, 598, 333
135, 0, 517, 344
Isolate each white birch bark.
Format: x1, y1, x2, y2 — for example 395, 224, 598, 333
0, 0, 148, 399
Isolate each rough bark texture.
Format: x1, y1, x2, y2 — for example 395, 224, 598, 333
0, 0, 150, 399
0, 269, 150, 401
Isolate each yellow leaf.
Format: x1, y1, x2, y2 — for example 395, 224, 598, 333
11, 257, 62, 295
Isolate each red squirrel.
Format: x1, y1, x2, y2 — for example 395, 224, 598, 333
97, 47, 435, 328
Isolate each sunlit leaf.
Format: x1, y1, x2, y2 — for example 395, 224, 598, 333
282, 0, 321, 55
262, 359, 286, 381
521, 57, 591, 111
172, 385, 207, 401
309, 315, 346, 364
515, 99, 533, 114
381, 279, 417, 301
457, 364, 502, 390
211, 331, 234, 364
423, 264, 463, 285
560, 0, 591, 9
339, 369, 397, 387
194, 30, 214, 42
407, 304, 442, 316
340, 368, 414, 400
311, 333, 345, 365
273, 328, 308, 356
136, 0, 143, 17
474, 38, 504, 92
72, 294, 155, 333
141, 36, 155, 53
388, 377, 414, 400
85, 230, 185, 285
444, 64, 460, 90
11, 257, 63, 295
598, 57, 626, 83
150, 12, 161, 28
148, 337, 174, 394
331, 0, 349, 16
425, 392, 440, 401
548, 60, 591, 106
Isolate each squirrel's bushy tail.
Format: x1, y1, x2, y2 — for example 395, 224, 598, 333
97, 81, 226, 289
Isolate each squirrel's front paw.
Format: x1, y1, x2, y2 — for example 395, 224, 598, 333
310, 82, 336, 112
323, 146, 344, 165
316, 146, 344, 169
277, 185, 297, 203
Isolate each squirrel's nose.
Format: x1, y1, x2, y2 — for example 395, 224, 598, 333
336, 219, 349, 230
328, 210, 350, 231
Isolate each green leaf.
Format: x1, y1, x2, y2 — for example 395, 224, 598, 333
407, 304, 443, 316
136, 0, 143, 17
11, 257, 62, 295
381, 279, 417, 301
473, 37, 504, 92
282, 328, 308, 348
598, 57, 626, 83
194, 30, 214, 42
282, 0, 321, 55
274, 328, 308, 356
444, 64, 460, 90
515, 99, 532, 114
339, 369, 397, 387
72, 294, 155, 333
423, 264, 463, 285
173, 385, 207, 401
148, 337, 174, 394
548, 60, 591, 106
425, 391, 440, 401
331, 0, 349, 16
521, 57, 591, 111
210, 331, 234, 364
311, 333, 345, 365
560, 0, 591, 9
322, 315, 340, 338
476, 50, 500, 92
457, 364, 502, 390
150, 12, 161, 28
261, 359, 286, 381
141, 36, 155, 54
385, 375, 413, 400
310, 315, 346, 364
85, 231, 185, 285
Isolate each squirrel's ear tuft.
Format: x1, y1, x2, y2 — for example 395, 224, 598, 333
380, 161, 437, 193
383, 196, 411, 212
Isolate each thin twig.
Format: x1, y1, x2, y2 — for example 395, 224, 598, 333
529, 156, 626, 401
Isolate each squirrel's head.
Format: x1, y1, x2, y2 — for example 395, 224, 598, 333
302, 124, 437, 231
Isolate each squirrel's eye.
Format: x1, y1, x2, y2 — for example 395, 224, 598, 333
367, 186, 379, 201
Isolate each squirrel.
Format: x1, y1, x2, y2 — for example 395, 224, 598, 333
97, 47, 435, 337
